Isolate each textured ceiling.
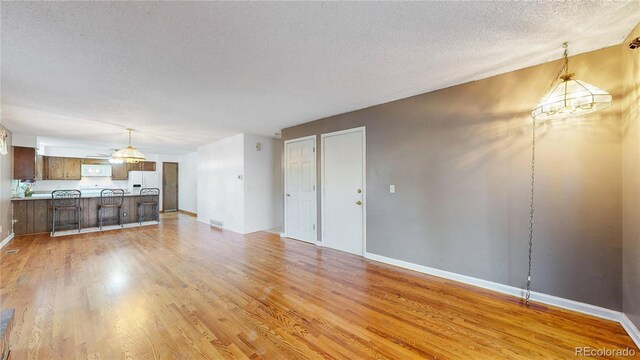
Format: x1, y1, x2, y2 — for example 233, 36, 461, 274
1, 2, 639, 154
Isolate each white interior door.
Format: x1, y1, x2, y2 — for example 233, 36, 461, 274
322, 127, 365, 256
285, 137, 317, 243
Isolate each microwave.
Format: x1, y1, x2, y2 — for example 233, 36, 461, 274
81, 164, 113, 177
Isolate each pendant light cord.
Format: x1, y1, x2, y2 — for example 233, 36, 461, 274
526, 118, 536, 305
526, 42, 567, 306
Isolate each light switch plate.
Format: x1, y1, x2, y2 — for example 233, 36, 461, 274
389, 185, 395, 193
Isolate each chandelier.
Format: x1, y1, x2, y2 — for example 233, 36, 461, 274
524, 42, 613, 306
109, 128, 146, 164
531, 42, 612, 121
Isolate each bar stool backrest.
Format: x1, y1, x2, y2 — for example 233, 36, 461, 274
100, 189, 124, 206
52, 189, 81, 208
139, 188, 159, 204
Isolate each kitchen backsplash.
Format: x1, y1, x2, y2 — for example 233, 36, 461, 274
12, 178, 130, 195
12, 171, 159, 197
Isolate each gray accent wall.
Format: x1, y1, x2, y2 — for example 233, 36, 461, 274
622, 24, 640, 329
0, 125, 13, 242
282, 45, 624, 310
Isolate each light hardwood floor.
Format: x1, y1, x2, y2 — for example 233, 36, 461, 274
1, 213, 637, 359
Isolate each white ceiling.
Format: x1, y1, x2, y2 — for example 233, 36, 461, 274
1, 2, 638, 154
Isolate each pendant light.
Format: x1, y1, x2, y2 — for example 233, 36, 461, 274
531, 42, 612, 121
110, 128, 146, 164
524, 43, 612, 306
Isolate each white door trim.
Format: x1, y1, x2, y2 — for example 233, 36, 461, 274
320, 126, 366, 254
283, 135, 317, 242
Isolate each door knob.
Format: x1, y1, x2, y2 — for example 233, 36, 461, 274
356, 200, 362, 205
356, 189, 362, 193
286, 194, 290, 197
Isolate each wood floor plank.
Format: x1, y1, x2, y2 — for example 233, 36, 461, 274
1, 213, 638, 359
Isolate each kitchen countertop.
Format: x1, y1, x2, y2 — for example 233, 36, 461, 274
11, 193, 151, 201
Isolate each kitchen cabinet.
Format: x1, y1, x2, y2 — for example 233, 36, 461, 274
142, 161, 156, 171
125, 162, 139, 172
44, 157, 82, 180
126, 161, 156, 172
35, 155, 44, 180
143, 161, 156, 171
81, 158, 108, 165
111, 163, 128, 180
13, 146, 37, 180
44, 157, 64, 179
65, 158, 81, 179
12, 199, 49, 235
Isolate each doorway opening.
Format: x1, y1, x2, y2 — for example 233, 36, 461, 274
162, 162, 179, 212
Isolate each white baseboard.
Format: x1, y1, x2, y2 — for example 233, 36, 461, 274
0, 233, 14, 249
621, 314, 640, 349
530, 289, 621, 322
364, 251, 637, 346
365, 252, 524, 299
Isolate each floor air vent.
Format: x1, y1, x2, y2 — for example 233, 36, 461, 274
210, 219, 224, 230
4, 249, 19, 255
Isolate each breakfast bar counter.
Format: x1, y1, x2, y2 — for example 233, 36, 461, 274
11, 194, 159, 235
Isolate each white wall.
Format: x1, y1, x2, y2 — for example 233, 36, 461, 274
178, 151, 197, 214
197, 134, 245, 233
11, 133, 37, 148
43, 145, 113, 158
243, 134, 282, 233
0, 126, 13, 241
197, 133, 282, 234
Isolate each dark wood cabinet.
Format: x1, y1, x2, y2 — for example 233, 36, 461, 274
35, 155, 44, 180
143, 161, 156, 171
111, 163, 128, 180
125, 162, 140, 172
126, 161, 156, 172
81, 158, 107, 165
44, 157, 64, 179
43, 157, 82, 180
12, 199, 50, 235
64, 158, 81, 179
13, 146, 37, 180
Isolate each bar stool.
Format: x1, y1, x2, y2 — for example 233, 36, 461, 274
98, 189, 124, 229
52, 189, 82, 235
138, 188, 160, 224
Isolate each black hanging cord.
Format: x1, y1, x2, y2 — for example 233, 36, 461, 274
526, 119, 535, 305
